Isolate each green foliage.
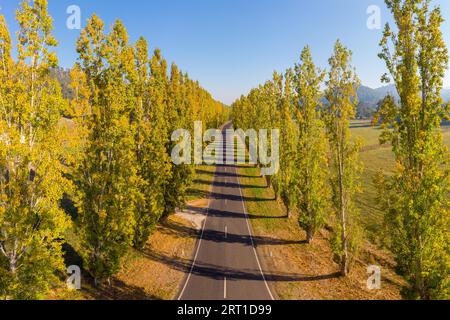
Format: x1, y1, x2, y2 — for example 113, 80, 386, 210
278, 69, 298, 216
232, 41, 363, 277
0, 0, 70, 299
232, 72, 283, 190
324, 40, 363, 276
75, 17, 141, 283
293, 47, 329, 243
376, 0, 449, 299
130, 40, 171, 249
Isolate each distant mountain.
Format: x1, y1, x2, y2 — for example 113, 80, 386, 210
358, 84, 398, 105
50, 67, 74, 100
356, 84, 450, 119
356, 84, 397, 118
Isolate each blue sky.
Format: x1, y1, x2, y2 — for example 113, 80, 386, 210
1, 0, 449, 104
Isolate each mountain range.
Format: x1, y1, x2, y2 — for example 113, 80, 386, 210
357, 84, 450, 118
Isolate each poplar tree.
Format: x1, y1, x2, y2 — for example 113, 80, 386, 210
0, 0, 69, 299
376, 0, 449, 299
293, 47, 329, 243
277, 69, 298, 217
147, 49, 177, 218
324, 40, 362, 276
167, 63, 194, 212
130, 38, 169, 249
75, 16, 138, 284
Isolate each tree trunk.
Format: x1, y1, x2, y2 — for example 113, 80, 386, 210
338, 137, 348, 277
340, 252, 348, 277
415, 252, 428, 300
10, 257, 17, 275
306, 226, 313, 244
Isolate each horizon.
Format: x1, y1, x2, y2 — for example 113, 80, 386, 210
1, 0, 449, 104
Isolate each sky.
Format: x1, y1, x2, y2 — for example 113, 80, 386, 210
1, 0, 450, 105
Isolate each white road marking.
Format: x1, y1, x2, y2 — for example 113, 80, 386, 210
224, 277, 227, 299
236, 167, 275, 301
225, 226, 228, 238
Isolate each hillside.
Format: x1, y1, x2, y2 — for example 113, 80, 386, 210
357, 84, 450, 119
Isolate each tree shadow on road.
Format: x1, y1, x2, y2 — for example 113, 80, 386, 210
160, 218, 306, 247
143, 248, 340, 283
195, 169, 255, 179
187, 189, 274, 202
193, 179, 262, 190
183, 205, 287, 221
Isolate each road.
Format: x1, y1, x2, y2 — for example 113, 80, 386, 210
178, 125, 274, 300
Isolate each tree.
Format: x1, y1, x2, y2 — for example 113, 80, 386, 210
0, 0, 70, 299
75, 17, 138, 284
130, 38, 170, 249
166, 63, 194, 214
375, 0, 449, 299
324, 40, 362, 276
264, 72, 282, 188
293, 46, 329, 243
277, 69, 298, 217
147, 49, 178, 218
231, 73, 281, 189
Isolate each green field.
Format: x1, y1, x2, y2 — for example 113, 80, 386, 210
351, 121, 450, 244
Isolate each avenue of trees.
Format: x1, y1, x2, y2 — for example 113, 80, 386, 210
232, 42, 363, 278
0, 0, 448, 301
232, 0, 449, 299
0, 0, 227, 299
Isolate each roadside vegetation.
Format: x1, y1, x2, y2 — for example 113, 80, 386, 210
238, 163, 404, 300
232, 0, 449, 299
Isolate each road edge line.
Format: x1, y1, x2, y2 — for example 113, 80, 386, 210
177, 173, 215, 300
236, 167, 275, 301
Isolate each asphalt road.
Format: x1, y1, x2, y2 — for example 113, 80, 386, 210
178, 125, 274, 301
